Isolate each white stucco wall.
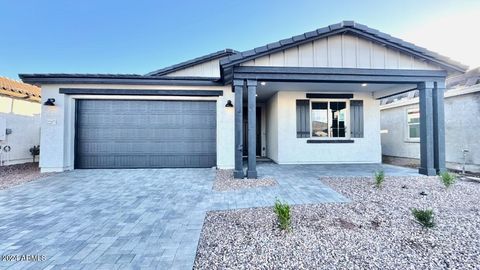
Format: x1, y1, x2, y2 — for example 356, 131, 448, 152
380, 86, 480, 172
39, 84, 234, 172
0, 96, 41, 165
266, 93, 279, 162
265, 91, 381, 164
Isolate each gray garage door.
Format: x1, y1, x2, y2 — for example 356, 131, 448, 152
75, 99, 216, 169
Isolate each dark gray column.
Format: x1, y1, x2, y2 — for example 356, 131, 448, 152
233, 79, 244, 179
433, 80, 446, 173
246, 79, 257, 179
418, 82, 436, 176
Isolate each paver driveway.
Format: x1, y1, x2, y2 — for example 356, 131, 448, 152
0, 163, 415, 269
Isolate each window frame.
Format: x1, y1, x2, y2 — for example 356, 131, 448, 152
309, 99, 350, 140
405, 106, 420, 142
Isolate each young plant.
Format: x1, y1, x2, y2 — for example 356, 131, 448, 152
374, 170, 385, 188
439, 171, 456, 188
411, 208, 435, 228
274, 198, 291, 231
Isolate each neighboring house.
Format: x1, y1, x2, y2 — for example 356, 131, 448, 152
20, 21, 468, 177
0, 77, 41, 165
381, 68, 480, 173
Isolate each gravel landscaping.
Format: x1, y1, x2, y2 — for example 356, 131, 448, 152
213, 169, 278, 191
0, 163, 53, 190
195, 175, 480, 269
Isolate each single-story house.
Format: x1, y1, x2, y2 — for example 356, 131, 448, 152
0, 77, 41, 165
381, 68, 480, 173
20, 21, 468, 177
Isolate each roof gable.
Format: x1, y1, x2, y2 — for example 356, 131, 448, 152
221, 21, 468, 73
146, 49, 237, 76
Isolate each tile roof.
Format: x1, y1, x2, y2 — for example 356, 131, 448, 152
381, 66, 480, 105
0, 77, 41, 102
145, 49, 238, 76
19, 73, 221, 81
446, 67, 480, 88
19, 73, 222, 86
220, 21, 468, 73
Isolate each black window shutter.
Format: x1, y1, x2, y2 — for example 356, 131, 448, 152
296, 100, 310, 138
350, 100, 364, 138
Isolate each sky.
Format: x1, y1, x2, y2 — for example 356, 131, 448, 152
1, 0, 479, 80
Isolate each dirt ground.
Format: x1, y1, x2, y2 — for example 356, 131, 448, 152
0, 163, 53, 190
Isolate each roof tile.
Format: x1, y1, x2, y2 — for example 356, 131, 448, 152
0, 77, 41, 101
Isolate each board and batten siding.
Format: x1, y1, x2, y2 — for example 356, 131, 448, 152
241, 34, 441, 70
166, 59, 221, 77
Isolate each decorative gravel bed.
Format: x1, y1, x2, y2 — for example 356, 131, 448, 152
195, 176, 480, 269
213, 169, 278, 191
0, 163, 53, 190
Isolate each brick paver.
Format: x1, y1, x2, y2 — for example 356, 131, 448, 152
0, 163, 417, 269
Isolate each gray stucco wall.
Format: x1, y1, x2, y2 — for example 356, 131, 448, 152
381, 90, 480, 173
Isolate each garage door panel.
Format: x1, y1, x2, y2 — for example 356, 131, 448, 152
75, 100, 217, 169
183, 128, 216, 140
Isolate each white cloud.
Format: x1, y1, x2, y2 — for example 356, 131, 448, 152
397, 10, 480, 70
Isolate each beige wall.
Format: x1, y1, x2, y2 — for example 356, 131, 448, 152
0, 96, 41, 165
164, 59, 221, 77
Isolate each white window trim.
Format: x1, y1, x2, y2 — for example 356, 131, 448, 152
405, 106, 420, 143
309, 99, 351, 140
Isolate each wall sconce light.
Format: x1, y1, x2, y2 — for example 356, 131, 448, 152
44, 98, 56, 106
225, 100, 233, 107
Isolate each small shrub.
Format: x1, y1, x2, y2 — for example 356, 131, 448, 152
411, 208, 435, 228
439, 171, 456, 188
274, 198, 291, 231
374, 170, 385, 188
29, 145, 40, 163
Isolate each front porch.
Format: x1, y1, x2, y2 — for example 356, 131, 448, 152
255, 161, 420, 177
232, 67, 447, 178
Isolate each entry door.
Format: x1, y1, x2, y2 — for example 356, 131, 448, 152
75, 99, 216, 168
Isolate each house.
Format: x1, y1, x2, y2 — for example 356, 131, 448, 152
20, 21, 468, 177
0, 77, 41, 165
381, 68, 480, 173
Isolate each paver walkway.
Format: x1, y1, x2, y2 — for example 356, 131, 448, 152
0, 163, 417, 269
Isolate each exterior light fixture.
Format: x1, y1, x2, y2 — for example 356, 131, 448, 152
225, 100, 233, 107
361, 83, 368, 87
260, 82, 266, 86
44, 98, 56, 106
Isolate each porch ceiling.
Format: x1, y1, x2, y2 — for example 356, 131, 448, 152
248, 81, 416, 102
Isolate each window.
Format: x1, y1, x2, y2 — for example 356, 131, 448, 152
296, 100, 310, 138
311, 101, 347, 138
311, 102, 328, 137
407, 108, 420, 139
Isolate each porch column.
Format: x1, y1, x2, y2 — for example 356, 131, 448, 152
246, 79, 257, 179
418, 82, 436, 176
433, 80, 446, 173
233, 79, 244, 178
